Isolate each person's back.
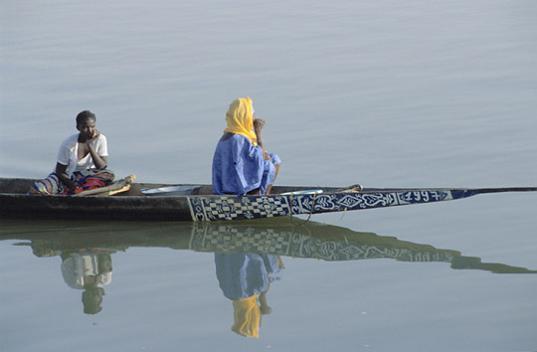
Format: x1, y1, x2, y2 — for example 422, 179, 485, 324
212, 97, 281, 196
212, 133, 265, 195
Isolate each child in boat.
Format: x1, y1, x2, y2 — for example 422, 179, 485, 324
31, 110, 115, 195
212, 97, 281, 195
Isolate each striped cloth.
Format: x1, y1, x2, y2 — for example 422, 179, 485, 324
31, 169, 115, 195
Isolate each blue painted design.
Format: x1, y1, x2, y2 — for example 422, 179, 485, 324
188, 190, 455, 221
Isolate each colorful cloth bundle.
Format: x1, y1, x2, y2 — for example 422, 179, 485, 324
31, 169, 115, 195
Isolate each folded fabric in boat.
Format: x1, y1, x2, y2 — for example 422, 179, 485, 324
31, 169, 114, 195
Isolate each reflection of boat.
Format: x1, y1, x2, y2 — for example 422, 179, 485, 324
1, 177, 536, 221
1, 218, 535, 274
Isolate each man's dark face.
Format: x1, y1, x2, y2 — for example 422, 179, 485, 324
77, 118, 97, 139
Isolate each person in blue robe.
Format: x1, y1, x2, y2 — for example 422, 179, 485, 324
212, 97, 281, 195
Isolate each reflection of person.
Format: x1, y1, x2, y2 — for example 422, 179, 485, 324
31, 110, 114, 195
61, 251, 113, 314
212, 97, 281, 196
215, 252, 284, 338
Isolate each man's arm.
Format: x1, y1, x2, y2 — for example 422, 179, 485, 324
85, 133, 108, 169
87, 144, 108, 169
55, 163, 76, 192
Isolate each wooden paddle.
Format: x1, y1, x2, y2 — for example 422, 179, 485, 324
74, 175, 136, 197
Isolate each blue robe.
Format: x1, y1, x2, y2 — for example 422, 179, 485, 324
212, 134, 276, 195
215, 253, 282, 301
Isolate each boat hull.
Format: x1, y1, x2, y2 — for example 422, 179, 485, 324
0, 182, 460, 221
2, 177, 534, 222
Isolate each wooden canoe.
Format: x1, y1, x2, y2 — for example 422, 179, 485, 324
1, 177, 536, 222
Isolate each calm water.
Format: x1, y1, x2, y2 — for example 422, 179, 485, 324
1, 0, 537, 351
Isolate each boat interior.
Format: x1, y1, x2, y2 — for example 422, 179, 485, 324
0, 177, 348, 197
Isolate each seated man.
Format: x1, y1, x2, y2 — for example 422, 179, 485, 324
31, 110, 114, 195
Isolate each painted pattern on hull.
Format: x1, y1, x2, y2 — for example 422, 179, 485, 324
188, 190, 454, 221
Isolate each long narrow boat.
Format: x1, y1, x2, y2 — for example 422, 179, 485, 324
1, 177, 536, 221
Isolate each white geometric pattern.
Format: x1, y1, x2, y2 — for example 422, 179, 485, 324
189, 195, 291, 221
188, 190, 454, 221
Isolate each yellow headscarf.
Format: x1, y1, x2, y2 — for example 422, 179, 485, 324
224, 97, 258, 146
231, 295, 261, 338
